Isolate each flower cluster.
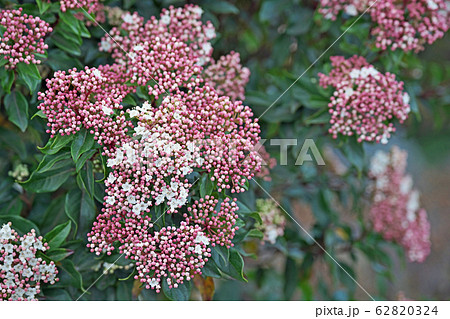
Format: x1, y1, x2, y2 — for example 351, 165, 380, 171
103, 97, 201, 216
0, 223, 58, 301
369, 146, 431, 262
8, 163, 29, 182
130, 221, 210, 291
255, 199, 286, 244
35, 4, 261, 294
204, 51, 250, 101
255, 145, 277, 181
319, 55, 411, 144
318, 0, 449, 52
37, 65, 132, 147
99, 5, 214, 97
185, 196, 239, 248
0, 8, 52, 69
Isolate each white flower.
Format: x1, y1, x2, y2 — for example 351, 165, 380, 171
122, 182, 132, 192
0, 224, 13, 240
205, 27, 215, 39
349, 69, 360, 79
160, 14, 171, 25
122, 13, 135, 24
194, 232, 210, 245
133, 44, 144, 51
194, 244, 203, 255
129, 109, 139, 118
127, 195, 137, 205
370, 151, 390, 175
202, 42, 212, 54
344, 87, 354, 98
344, 4, 358, 16
102, 102, 113, 116
192, 6, 203, 17
106, 196, 115, 205
402, 92, 410, 105
427, 0, 438, 10
196, 157, 204, 166
100, 39, 112, 51
107, 173, 116, 185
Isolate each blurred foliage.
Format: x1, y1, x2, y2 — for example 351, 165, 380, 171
0, 0, 448, 301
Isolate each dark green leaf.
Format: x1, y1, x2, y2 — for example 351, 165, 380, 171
71, 129, 95, 162
5, 90, 29, 132
16, 63, 41, 93
45, 220, 71, 249
162, 279, 192, 301
22, 165, 74, 193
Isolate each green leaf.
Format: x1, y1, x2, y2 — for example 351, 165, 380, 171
0, 215, 40, 235
65, 189, 96, 237
0, 68, 14, 93
22, 165, 74, 193
45, 248, 73, 262
38, 134, 74, 155
205, 1, 239, 14
227, 248, 247, 282
77, 161, 94, 197
45, 220, 71, 249
36, 0, 52, 14
36, 152, 72, 173
71, 129, 95, 162
199, 174, 214, 198
246, 228, 264, 239
59, 11, 82, 35
4, 90, 29, 132
162, 279, 192, 301
60, 259, 86, 292
51, 33, 81, 56
31, 110, 46, 120
16, 63, 41, 93
76, 149, 96, 173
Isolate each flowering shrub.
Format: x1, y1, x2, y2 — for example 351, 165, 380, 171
369, 147, 431, 262
319, 55, 410, 144
0, 223, 58, 300
319, 0, 449, 52
0, 0, 447, 301
0, 8, 52, 69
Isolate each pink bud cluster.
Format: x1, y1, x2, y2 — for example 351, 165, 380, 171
204, 51, 250, 101
0, 8, 52, 69
255, 145, 277, 181
0, 223, 58, 301
255, 199, 286, 244
99, 5, 214, 97
58, 0, 104, 16
319, 55, 411, 144
185, 196, 239, 248
319, 0, 449, 52
130, 221, 210, 292
369, 146, 431, 263
37, 64, 133, 148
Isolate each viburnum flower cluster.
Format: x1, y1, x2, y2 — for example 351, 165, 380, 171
255, 199, 286, 244
0, 223, 58, 301
37, 65, 132, 148
369, 146, 431, 262
318, 0, 449, 52
35, 4, 265, 293
185, 196, 239, 248
204, 51, 250, 101
0, 8, 52, 69
319, 55, 411, 144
